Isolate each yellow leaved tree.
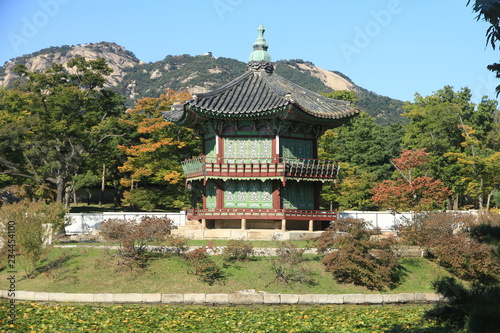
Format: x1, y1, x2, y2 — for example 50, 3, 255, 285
118, 90, 200, 210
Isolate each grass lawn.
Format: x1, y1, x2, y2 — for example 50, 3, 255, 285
0, 247, 451, 294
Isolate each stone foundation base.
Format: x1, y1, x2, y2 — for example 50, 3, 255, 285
171, 228, 324, 240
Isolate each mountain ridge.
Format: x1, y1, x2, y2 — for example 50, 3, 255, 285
0, 42, 405, 125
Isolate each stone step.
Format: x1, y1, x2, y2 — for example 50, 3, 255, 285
175, 223, 202, 231
185, 219, 202, 226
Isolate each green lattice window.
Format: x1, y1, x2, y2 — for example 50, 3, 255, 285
282, 181, 314, 209
280, 138, 313, 159
206, 180, 217, 209
224, 138, 272, 163
224, 180, 273, 208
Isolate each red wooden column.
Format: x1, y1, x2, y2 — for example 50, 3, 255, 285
216, 134, 224, 162
216, 181, 224, 209
312, 138, 320, 210
216, 134, 225, 208
272, 135, 282, 209
272, 182, 281, 209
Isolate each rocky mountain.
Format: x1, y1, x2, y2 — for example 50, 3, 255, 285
0, 42, 405, 125
0, 42, 142, 88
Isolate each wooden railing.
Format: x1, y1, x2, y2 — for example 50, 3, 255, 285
186, 208, 337, 221
181, 156, 339, 180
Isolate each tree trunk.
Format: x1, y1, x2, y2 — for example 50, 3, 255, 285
486, 190, 494, 211
453, 195, 459, 210
478, 178, 484, 210
56, 175, 65, 203
99, 163, 106, 207
114, 179, 121, 208
64, 185, 71, 209
446, 197, 452, 210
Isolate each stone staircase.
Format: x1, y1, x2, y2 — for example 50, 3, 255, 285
172, 219, 203, 237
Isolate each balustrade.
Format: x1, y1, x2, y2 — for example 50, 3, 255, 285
186, 208, 337, 221
181, 156, 339, 180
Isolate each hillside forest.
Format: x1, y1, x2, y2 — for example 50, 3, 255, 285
0, 57, 499, 212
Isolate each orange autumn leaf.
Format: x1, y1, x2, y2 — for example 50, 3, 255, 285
118, 89, 195, 188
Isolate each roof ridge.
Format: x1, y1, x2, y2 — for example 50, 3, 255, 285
261, 72, 290, 98
192, 71, 253, 100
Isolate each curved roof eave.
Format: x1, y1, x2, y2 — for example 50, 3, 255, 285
164, 65, 359, 128
267, 73, 359, 119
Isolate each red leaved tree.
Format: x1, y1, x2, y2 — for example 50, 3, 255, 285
372, 149, 450, 211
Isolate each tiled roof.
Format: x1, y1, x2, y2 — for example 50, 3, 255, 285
163, 62, 359, 126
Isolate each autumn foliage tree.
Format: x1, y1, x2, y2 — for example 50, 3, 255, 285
371, 149, 450, 211
445, 123, 500, 210
118, 90, 200, 210
401, 86, 499, 210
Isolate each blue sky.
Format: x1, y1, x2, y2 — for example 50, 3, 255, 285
0, 0, 498, 103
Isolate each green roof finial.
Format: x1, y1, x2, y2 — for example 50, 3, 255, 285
248, 24, 272, 62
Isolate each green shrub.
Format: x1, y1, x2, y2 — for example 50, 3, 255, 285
269, 241, 315, 285
165, 235, 189, 255
0, 200, 67, 277
185, 248, 224, 285
425, 276, 500, 333
317, 218, 402, 291
222, 239, 254, 262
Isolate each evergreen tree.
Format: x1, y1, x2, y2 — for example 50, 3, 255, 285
0, 58, 126, 204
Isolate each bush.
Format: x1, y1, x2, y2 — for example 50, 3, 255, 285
432, 235, 499, 284
269, 241, 315, 285
165, 235, 189, 255
0, 200, 67, 277
185, 248, 224, 285
470, 212, 500, 258
99, 216, 175, 268
222, 239, 254, 262
317, 218, 402, 291
395, 211, 476, 246
397, 212, 500, 284
424, 276, 500, 333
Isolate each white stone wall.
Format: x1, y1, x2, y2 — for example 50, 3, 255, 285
339, 211, 415, 232
65, 212, 186, 235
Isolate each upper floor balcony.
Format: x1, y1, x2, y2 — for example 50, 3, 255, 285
181, 156, 340, 182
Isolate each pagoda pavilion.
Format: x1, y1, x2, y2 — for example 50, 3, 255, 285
164, 25, 358, 237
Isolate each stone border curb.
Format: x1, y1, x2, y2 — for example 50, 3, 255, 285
1, 290, 444, 305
